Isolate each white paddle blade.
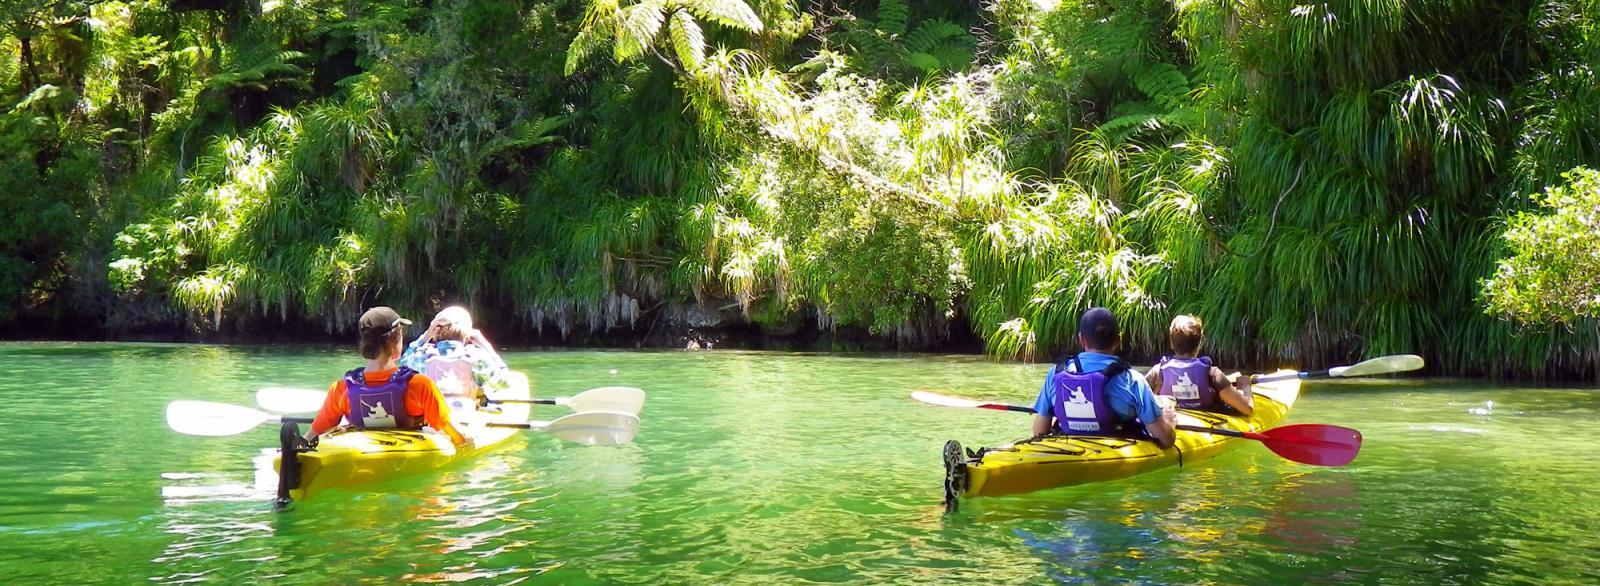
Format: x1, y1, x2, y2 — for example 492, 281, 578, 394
561, 386, 646, 415
256, 387, 326, 414
910, 390, 990, 409
538, 411, 640, 446
167, 400, 276, 437
1331, 354, 1425, 378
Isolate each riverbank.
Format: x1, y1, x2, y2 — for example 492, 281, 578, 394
5, 316, 1598, 383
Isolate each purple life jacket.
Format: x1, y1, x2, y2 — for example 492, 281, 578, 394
1156, 356, 1216, 409
1052, 356, 1133, 436
424, 352, 479, 398
344, 367, 418, 429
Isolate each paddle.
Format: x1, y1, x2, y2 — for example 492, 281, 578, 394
168, 400, 311, 437
255, 387, 329, 414
486, 411, 641, 446
1251, 354, 1424, 383
1175, 423, 1361, 466
167, 400, 641, 445
496, 386, 646, 415
908, 391, 1361, 467
255, 385, 646, 416
909, 390, 1035, 414
909, 354, 1424, 405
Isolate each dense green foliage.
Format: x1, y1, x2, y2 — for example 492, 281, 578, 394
1484, 166, 1600, 325
2, 0, 1597, 377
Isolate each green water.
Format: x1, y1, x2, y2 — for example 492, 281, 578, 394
2, 343, 1598, 584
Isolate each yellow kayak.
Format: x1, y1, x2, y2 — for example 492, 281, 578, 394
274, 372, 532, 502
946, 370, 1301, 501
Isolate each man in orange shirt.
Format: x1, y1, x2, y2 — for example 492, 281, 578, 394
303, 306, 467, 446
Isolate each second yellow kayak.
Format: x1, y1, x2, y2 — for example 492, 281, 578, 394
946, 370, 1301, 501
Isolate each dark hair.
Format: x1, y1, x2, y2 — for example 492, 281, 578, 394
1081, 329, 1120, 352
359, 326, 404, 359
1168, 314, 1204, 355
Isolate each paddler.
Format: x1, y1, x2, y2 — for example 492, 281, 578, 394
1031, 307, 1178, 447
1144, 314, 1253, 416
398, 305, 513, 405
303, 306, 467, 446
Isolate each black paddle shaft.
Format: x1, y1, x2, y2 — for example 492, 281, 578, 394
1175, 424, 1246, 438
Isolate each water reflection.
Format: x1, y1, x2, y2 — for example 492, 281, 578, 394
1262, 472, 1359, 553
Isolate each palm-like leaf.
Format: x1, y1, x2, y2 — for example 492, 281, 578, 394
669, 9, 707, 72
680, 0, 763, 33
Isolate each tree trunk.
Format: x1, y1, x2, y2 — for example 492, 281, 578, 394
224, 0, 262, 41
19, 35, 39, 95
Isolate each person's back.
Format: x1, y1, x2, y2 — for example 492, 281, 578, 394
1032, 307, 1177, 448
343, 365, 422, 428
1049, 354, 1137, 435
1145, 315, 1253, 416
423, 346, 478, 397
305, 306, 466, 446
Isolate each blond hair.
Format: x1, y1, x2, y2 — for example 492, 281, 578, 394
1168, 314, 1204, 356
435, 322, 469, 342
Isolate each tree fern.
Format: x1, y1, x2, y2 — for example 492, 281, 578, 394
669, 10, 707, 72
614, 0, 667, 62
876, 0, 909, 37
680, 0, 763, 33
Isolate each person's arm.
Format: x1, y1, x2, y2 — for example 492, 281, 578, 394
1032, 414, 1054, 436
1032, 365, 1057, 436
467, 329, 499, 357
1126, 376, 1177, 448
408, 376, 467, 446
470, 346, 513, 396
398, 329, 435, 372
305, 381, 347, 440
1144, 367, 1163, 393
1215, 367, 1254, 416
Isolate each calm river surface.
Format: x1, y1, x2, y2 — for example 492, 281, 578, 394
1, 342, 1597, 584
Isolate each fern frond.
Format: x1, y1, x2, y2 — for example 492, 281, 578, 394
903, 19, 968, 54
615, 0, 668, 62
877, 0, 909, 37
565, 22, 610, 75
904, 52, 942, 72
669, 9, 707, 71
1133, 63, 1189, 105
681, 0, 763, 33
923, 43, 974, 70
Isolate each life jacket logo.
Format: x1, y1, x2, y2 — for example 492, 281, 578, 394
1172, 372, 1201, 400
434, 370, 466, 395
1063, 386, 1099, 423
426, 356, 478, 398
361, 398, 398, 427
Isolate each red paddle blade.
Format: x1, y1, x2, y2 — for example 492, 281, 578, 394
1256, 424, 1363, 467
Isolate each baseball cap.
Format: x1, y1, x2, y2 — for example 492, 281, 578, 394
358, 306, 412, 334
1078, 307, 1119, 342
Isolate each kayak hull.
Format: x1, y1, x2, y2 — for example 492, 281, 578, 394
274, 372, 532, 501
958, 370, 1301, 498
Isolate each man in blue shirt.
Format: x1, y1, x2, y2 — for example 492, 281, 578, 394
1031, 307, 1177, 447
